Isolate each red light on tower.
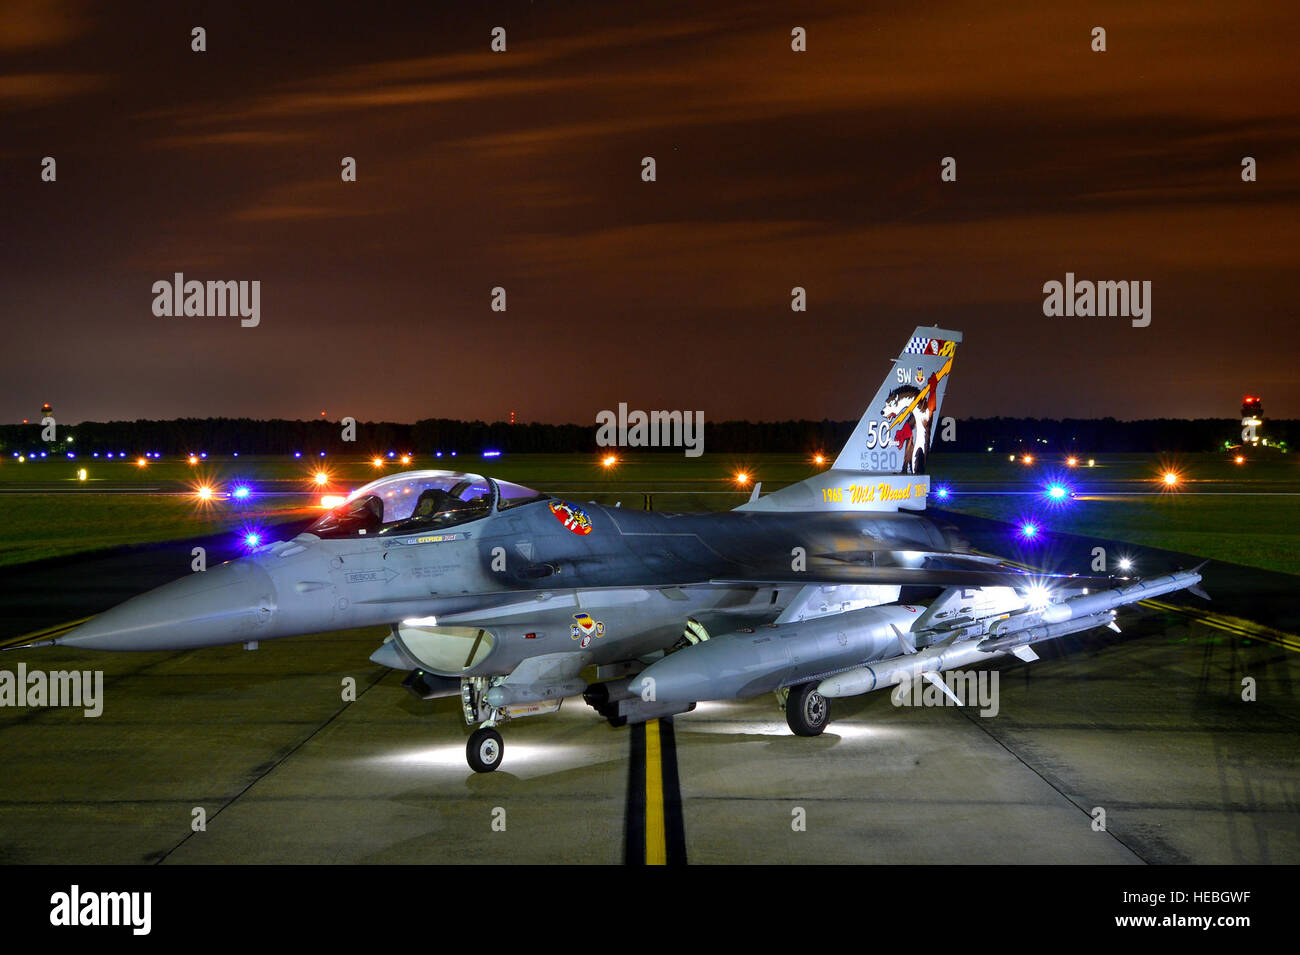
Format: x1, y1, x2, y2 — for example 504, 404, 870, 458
510, 410, 516, 425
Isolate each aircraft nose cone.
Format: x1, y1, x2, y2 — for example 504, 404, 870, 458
59, 559, 278, 651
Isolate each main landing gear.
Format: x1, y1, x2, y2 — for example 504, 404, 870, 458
785, 682, 831, 736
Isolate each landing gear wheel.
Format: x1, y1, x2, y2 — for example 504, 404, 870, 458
786, 683, 830, 736
467, 727, 504, 773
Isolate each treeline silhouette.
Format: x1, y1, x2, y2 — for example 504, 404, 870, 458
0, 416, 1290, 455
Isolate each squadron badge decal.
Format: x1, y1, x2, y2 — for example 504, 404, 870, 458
570, 612, 606, 648
549, 500, 593, 535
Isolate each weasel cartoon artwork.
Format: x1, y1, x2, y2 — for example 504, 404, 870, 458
880, 382, 931, 474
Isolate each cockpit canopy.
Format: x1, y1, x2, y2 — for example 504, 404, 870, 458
306, 470, 547, 539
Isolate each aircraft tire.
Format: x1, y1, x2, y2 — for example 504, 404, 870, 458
467, 727, 504, 772
786, 683, 830, 736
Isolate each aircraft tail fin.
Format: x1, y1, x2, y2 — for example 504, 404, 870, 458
735, 326, 961, 513
832, 326, 962, 475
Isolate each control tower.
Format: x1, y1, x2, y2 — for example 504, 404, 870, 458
1240, 395, 1263, 447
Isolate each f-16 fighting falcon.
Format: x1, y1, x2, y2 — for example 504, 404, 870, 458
14, 327, 1204, 772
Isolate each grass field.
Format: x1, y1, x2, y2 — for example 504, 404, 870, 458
931, 452, 1300, 575
944, 495, 1300, 575
0, 451, 815, 489
0, 451, 1296, 575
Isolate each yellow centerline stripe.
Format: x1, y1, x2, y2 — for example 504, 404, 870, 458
644, 719, 667, 865
1140, 599, 1300, 652
1244, 634, 1299, 653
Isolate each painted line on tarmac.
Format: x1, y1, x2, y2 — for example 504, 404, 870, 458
624, 718, 686, 865
645, 721, 665, 864
1140, 599, 1300, 653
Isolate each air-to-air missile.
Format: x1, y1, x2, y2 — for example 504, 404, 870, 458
634, 568, 1205, 706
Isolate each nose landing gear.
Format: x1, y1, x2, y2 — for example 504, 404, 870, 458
467, 726, 504, 773
461, 677, 508, 773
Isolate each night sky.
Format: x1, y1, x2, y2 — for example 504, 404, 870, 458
3, 1, 1297, 425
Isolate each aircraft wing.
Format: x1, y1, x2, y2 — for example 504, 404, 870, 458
402, 558, 1109, 624
711, 562, 1114, 591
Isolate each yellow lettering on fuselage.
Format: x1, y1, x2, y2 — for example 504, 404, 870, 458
876, 483, 913, 501
823, 481, 926, 505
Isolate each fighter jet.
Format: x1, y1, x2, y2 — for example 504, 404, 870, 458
15, 326, 1203, 772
